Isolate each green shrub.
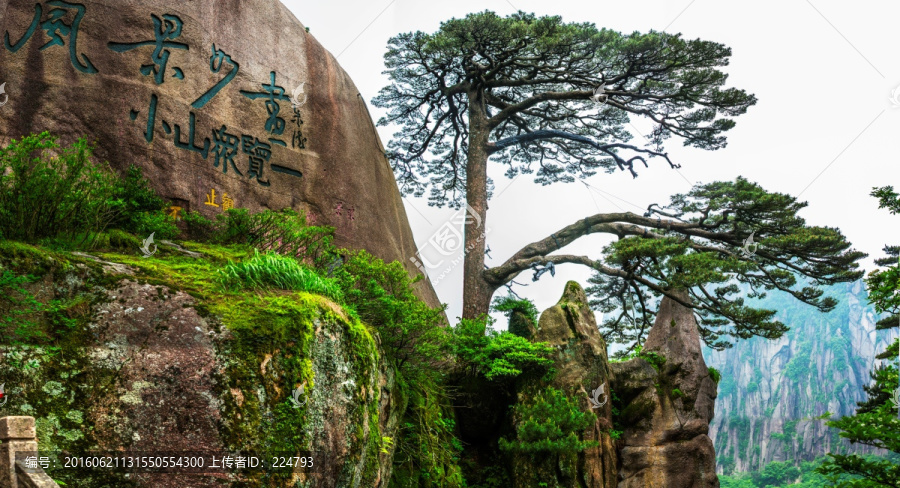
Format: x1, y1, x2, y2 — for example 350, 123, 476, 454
181, 211, 215, 241
752, 461, 800, 486
0, 132, 121, 242
391, 382, 465, 488
181, 207, 334, 264
708, 367, 721, 384
770, 432, 791, 443
126, 211, 178, 240
332, 250, 447, 377
216, 250, 343, 301
326, 251, 461, 487
108, 165, 175, 237
452, 317, 553, 381
0, 135, 179, 245
784, 340, 812, 382
215, 208, 333, 261
492, 295, 540, 337
211, 208, 255, 243
499, 387, 600, 455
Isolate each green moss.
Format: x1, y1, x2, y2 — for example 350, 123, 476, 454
202, 285, 389, 486
641, 351, 666, 371
96, 247, 250, 299
0, 240, 67, 275
0, 234, 397, 487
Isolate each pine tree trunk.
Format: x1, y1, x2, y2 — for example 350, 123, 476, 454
461, 93, 495, 319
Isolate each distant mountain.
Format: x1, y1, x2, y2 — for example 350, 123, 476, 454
704, 280, 897, 474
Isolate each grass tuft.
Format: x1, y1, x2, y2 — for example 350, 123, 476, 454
216, 250, 344, 302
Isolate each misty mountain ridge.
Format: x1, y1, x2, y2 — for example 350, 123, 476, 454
703, 280, 897, 474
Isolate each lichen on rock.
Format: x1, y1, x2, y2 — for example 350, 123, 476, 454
0, 242, 401, 487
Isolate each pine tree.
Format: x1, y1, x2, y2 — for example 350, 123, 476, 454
375, 11, 865, 353
375, 11, 757, 318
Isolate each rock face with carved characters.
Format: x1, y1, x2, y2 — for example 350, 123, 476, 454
0, 0, 439, 307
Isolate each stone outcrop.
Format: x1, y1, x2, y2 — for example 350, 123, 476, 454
610, 292, 719, 488
469, 283, 721, 488
506, 281, 618, 488
0, 245, 402, 487
0, 0, 439, 308
706, 281, 899, 474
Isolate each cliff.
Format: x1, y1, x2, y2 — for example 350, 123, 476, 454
706, 281, 898, 474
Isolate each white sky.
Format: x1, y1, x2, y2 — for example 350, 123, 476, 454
283, 0, 900, 324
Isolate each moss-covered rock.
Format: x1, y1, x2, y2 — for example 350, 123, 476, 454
0, 240, 401, 488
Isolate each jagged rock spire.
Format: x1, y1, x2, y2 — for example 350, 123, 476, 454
611, 292, 719, 487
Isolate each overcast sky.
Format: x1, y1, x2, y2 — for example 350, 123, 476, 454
283, 0, 899, 324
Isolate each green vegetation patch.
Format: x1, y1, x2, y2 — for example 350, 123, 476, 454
499, 387, 600, 455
